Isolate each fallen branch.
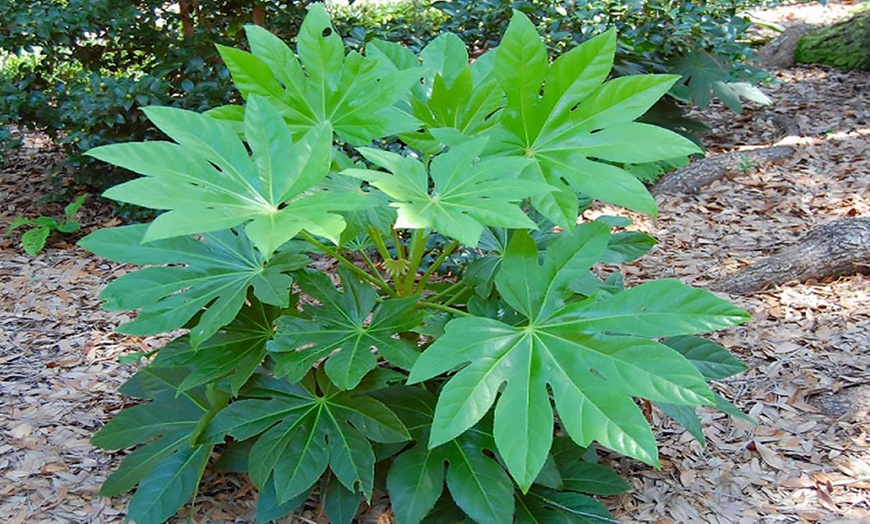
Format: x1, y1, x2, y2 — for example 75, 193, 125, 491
709, 217, 870, 294
652, 115, 800, 196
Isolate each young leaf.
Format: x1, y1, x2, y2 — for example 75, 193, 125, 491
219, 7, 421, 145
400, 35, 504, 153
21, 227, 50, 255
88, 97, 353, 257
493, 12, 700, 226
80, 225, 304, 347
269, 268, 423, 389
345, 138, 547, 247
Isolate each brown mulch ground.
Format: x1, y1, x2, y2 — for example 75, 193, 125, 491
1, 4, 868, 524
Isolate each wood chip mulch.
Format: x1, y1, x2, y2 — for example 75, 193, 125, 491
1, 7, 868, 524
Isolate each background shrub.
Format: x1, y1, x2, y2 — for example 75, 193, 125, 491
1, 0, 775, 196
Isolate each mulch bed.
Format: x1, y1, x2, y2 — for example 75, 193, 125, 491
1, 6, 868, 524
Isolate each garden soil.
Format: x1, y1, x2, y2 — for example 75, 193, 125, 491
1, 3, 868, 523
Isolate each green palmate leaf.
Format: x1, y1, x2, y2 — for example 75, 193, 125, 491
492, 12, 701, 226
663, 335, 748, 380
126, 444, 212, 524
601, 231, 657, 264
92, 366, 211, 518
88, 95, 355, 257
656, 402, 706, 445
516, 488, 616, 524
151, 299, 280, 395
345, 138, 548, 247
207, 372, 409, 504
217, 6, 421, 145
268, 268, 423, 389
323, 472, 361, 524
410, 227, 747, 488
398, 35, 504, 154
256, 477, 312, 524
379, 387, 515, 524
558, 462, 631, 496
79, 225, 306, 347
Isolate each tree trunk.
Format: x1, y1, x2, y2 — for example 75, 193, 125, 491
709, 217, 870, 294
652, 115, 800, 196
795, 9, 870, 70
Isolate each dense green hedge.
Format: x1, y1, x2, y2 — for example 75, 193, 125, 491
1, 0, 775, 195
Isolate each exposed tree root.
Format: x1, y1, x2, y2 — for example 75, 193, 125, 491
709, 217, 870, 294
652, 114, 800, 196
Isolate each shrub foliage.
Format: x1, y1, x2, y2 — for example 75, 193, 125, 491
1, 0, 773, 193
80, 6, 751, 523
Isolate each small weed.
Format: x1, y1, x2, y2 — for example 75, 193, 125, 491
6, 194, 87, 255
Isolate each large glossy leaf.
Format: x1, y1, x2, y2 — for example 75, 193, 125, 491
206, 371, 409, 504
515, 488, 615, 524
492, 12, 700, 226
80, 225, 306, 347
151, 299, 280, 394
126, 444, 212, 524
87, 95, 357, 257
378, 387, 515, 524
269, 268, 423, 389
410, 227, 748, 488
92, 367, 213, 523
217, 6, 420, 145
344, 138, 548, 247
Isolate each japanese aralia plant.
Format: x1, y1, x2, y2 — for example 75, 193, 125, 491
80, 5, 750, 523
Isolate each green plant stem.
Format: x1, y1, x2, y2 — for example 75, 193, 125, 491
442, 285, 473, 307
367, 226, 394, 264
299, 231, 397, 297
424, 280, 466, 304
414, 239, 460, 294
390, 226, 407, 260
403, 228, 429, 296
417, 301, 471, 317
359, 249, 384, 282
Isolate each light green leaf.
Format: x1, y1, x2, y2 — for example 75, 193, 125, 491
219, 10, 421, 144
89, 97, 342, 257
410, 229, 748, 484
80, 225, 302, 347
21, 227, 50, 255
492, 12, 681, 225
346, 138, 546, 247
548, 279, 751, 338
